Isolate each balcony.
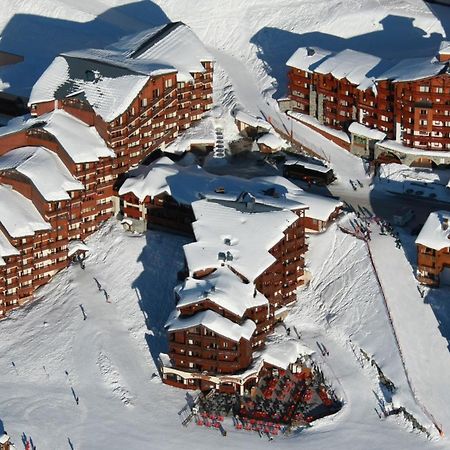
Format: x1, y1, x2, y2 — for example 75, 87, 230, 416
418, 254, 436, 268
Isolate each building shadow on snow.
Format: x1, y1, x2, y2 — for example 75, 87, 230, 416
424, 286, 450, 351
250, 14, 444, 98
0, 1, 170, 96
132, 229, 191, 367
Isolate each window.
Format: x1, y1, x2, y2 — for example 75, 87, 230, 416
165, 78, 173, 89
141, 98, 148, 107
419, 85, 430, 93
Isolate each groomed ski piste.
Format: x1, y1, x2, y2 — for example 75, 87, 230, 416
1, 0, 450, 449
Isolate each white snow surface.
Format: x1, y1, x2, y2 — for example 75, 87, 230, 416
175, 266, 268, 318
0, 146, 84, 201
0, 184, 51, 238
1, 0, 450, 449
416, 210, 450, 251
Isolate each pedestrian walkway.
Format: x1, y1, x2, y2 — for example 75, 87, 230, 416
369, 227, 450, 435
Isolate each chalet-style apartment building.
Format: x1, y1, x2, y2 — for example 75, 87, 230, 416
116, 156, 342, 235
286, 41, 450, 167
416, 211, 450, 286
120, 157, 342, 392
0, 22, 214, 318
160, 196, 309, 392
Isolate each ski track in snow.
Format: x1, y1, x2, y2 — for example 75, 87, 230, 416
96, 351, 133, 406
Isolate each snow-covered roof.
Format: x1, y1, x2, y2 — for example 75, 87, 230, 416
0, 434, 9, 445
120, 157, 340, 222
288, 111, 351, 143
284, 159, 332, 174
0, 229, 19, 266
42, 109, 115, 163
378, 57, 447, 82
416, 211, 450, 251
175, 266, 268, 317
111, 22, 213, 83
0, 110, 114, 164
349, 122, 386, 141
313, 49, 382, 89
286, 46, 331, 72
29, 56, 160, 122
68, 240, 90, 257
0, 114, 41, 138
255, 175, 342, 222
439, 41, 450, 56
119, 157, 179, 201
184, 199, 299, 281
377, 139, 450, 158
166, 309, 256, 342
262, 340, 314, 369
0, 146, 83, 201
288, 45, 449, 87
29, 22, 213, 120
233, 110, 272, 131
0, 184, 51, 238
257, 132, 287, 150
